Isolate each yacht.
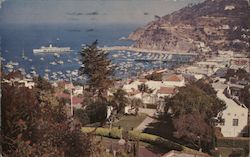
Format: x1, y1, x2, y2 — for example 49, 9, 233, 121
49, 61, 57, 65
33, 44, 72, 53
57, 60, 64, 65
45, 68, 51, 73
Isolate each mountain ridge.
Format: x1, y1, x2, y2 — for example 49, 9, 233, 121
128, 0, 250, 54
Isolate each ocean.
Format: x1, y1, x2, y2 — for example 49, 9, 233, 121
0, 0, 200, 81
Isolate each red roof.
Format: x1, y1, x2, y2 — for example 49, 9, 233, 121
157, 87, 176, 95
139, 78, 147, 83
55, 93, 70, 99
72, 97, 83, 105
165, 74, 183, 82
55, 93, 83, 105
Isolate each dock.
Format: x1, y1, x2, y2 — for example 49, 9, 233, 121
101, 46, 198, 56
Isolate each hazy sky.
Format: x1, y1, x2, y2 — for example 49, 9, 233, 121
0, 0, 204, 26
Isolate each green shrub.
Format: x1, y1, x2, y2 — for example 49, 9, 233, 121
82, 127, 195, 152
217, 137, 249, 149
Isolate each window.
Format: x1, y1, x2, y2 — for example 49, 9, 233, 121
233, 119, 239, 126
221, 119, 225, 126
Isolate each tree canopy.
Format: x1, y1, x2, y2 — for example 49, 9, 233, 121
1, 81, 97, 156
79, 40, 114, 98
164, 80, 226, 150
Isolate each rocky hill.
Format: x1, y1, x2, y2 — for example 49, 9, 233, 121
128, 0, 250, 54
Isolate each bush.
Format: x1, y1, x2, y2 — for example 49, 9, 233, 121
82, 127, 197, 152
217, 137, 249, 149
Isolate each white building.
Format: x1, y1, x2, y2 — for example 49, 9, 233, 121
216, 88, 248, 137
123, 74, 184, 105
2, 78, 35, 89
73, 86, 83, 95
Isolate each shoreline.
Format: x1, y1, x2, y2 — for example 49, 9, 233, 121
101, 46, 197, 55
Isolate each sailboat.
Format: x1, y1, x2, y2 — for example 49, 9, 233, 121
21, 49, 28, 60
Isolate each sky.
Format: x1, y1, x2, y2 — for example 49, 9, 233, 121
0, 0, 204, 26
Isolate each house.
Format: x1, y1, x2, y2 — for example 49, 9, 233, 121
2, 78, 35, 89
162, 74, 185, 87
55, 93, 83, 109
230, 55, 250, 73
156, 87, 176, 99
73, 85, 83, 95
123, 73, 185, 105
215, 89, 248, 137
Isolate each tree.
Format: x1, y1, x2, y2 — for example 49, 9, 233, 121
130, 98, 144, 116
164, 83, 226, 150
138, 83, 153, 95
79, 40, 114, 98
34, 75, 54, 92
145, 72, 162, 81
240, 85, 250, 108
84, 98, 108, 124
112, 88, 128, 114
1, 82, 97, 156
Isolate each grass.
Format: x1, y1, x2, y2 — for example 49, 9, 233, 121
217, 147, 246, 157
111, 113, 147, 130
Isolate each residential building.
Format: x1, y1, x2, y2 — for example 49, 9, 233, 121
216, 88, 248, 137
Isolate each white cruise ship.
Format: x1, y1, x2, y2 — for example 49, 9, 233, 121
33, 44, 72, 53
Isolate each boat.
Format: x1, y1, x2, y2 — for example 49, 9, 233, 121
33, 44, 72, 53
40, 57, 45, 61
54, 53, 60, 58
5, 64, 14, 69
57, 60, 64, 65
49, 61, 57, 65
45, 68, 51, 73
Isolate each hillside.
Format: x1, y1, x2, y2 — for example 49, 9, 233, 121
128, 0, 250, 54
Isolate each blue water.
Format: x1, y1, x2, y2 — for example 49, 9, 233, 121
0, 0, 199, 81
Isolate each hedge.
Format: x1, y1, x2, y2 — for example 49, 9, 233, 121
82, 127, 199, 153
217, 137, 249, 149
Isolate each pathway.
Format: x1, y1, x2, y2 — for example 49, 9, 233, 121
136, 116, 155, 132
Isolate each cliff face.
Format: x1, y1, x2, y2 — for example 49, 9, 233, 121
128, 0, 250, 54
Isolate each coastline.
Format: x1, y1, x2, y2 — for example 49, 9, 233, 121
101, 46, 198, 55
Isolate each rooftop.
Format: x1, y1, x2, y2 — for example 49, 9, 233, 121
157, 87, 176, 95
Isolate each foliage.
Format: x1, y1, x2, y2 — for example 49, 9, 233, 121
111, 88, 129, 114
240, 85, 250, 108
82, 127, 200, 153
79, 40, 114, 97
129, 98, 144, 115
193, 79, 217, 96
217, 137, 249, 149
84, 98, 108, 124
75, 109, 90, 125
145, 72, 162, 81
138, 83, 153, 94
1, 82, 96, 157
164, 81, 226, 149
225, 68, 250, 81
34, 75, 54, 92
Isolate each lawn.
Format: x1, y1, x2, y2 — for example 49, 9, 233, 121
111, 113, 147, 131
217, 147, 246, 157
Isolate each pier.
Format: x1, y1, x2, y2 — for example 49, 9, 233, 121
101, 46, 198, 56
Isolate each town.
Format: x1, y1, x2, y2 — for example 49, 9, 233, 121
2, 41, 249, 156
1, 0, 250, 157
